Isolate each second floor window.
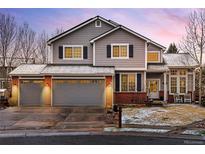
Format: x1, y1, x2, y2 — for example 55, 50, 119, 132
147, 51, 160, 63
111, 44, 129, 59
64, 45, 83, 59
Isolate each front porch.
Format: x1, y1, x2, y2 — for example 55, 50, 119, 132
114, 66, 196, 105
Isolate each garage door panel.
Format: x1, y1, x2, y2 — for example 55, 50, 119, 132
53, 79, 105, 106
20, 80, 43, 106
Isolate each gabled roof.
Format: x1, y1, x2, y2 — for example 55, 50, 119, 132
90, 25, 166, 50
47, 15, 166, 50
163, 53, 198, 68
47, 16, 117, 45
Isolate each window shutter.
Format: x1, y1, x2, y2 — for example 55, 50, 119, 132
59, 46, 63, 59
83, 46, 88, 59
129, 45, 133, 58
137, 73, 142, 92
107, 45, 111, 58
115, 74, 120, 92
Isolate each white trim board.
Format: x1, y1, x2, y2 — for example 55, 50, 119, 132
115, 68, 146, 71
52, 76, 105, 80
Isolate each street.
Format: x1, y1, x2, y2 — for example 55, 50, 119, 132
0, 134, 204, 145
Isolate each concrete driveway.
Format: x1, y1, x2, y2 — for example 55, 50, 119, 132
0, 107, 105, 131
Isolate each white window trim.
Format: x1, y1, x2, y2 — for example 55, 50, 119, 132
63, 45, 83, 60
120, 73, 137, 92
95, 20, 101, 27
147, 51, 161, 63
169, 69, 188, 95
111, 43, 129, 59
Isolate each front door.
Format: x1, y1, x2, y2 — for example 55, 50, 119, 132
147, 80, 159, 99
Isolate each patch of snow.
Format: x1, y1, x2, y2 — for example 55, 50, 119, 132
182, 130, 201, 136
104, 127, 169, 133
122, 104, 205, 126
122, 107, 168, 126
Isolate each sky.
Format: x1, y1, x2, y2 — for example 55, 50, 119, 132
0, 8, 195, 47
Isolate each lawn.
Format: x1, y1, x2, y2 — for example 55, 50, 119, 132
122, 104, 205, 126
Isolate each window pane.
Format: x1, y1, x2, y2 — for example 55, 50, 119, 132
179, 70, 186, 75
73, 47, 82, 58
180, 77, 186, 93
147, 52, 159, 62
65, 47, 72, 58
171, 77, 177, 93
113, 46, 119, 57
120, 46, 127, 57
170, 69, 177, 75
128, 74, 135, 91
121, 74, 128, 91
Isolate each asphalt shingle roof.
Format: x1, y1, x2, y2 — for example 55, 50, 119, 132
163, 53, 198, 67
9, 64, 46, 75
41, 65, 115, 76
9, 64, 115, 76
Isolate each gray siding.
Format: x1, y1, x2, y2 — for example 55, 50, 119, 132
188, 74, 193, 91
52, 20, 113, 64
95, 29, 146, 69
147, 43, 162, 51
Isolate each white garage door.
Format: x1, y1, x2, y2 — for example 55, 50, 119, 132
52, 79, 105, 107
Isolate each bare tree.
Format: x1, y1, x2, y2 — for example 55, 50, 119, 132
0, 13, 18, 88
180, 9, 205, 104
51, 27, 64, 37
7, 29, 21, 68
19, 22, 36, 63
37, 31, 48, 63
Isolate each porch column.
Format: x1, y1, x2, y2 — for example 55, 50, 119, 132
144, 72, 146, 92
42, 76, 52, 107
105, 76, 113, 109
11, 76, 19, 106
193, 70, 196, 101
164, 72, 167, 102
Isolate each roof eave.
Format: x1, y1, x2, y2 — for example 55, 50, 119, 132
167, 65, 198, 68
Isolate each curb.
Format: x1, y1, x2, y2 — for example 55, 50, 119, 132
0, 129, 99, 138
0, 129, 205, 142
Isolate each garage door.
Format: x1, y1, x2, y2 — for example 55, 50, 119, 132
20, 80, 44, 106
53, 79, 105, 107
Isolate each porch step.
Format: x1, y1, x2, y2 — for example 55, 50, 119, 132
151, 100, 165, 106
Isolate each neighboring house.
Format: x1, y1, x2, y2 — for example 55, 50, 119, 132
9, 16, 198, 108
0, 57, 35, 89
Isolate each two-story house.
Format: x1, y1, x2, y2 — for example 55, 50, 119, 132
9, 16, 198, 108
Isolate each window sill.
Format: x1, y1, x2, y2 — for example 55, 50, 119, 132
62, 58, 83, 60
